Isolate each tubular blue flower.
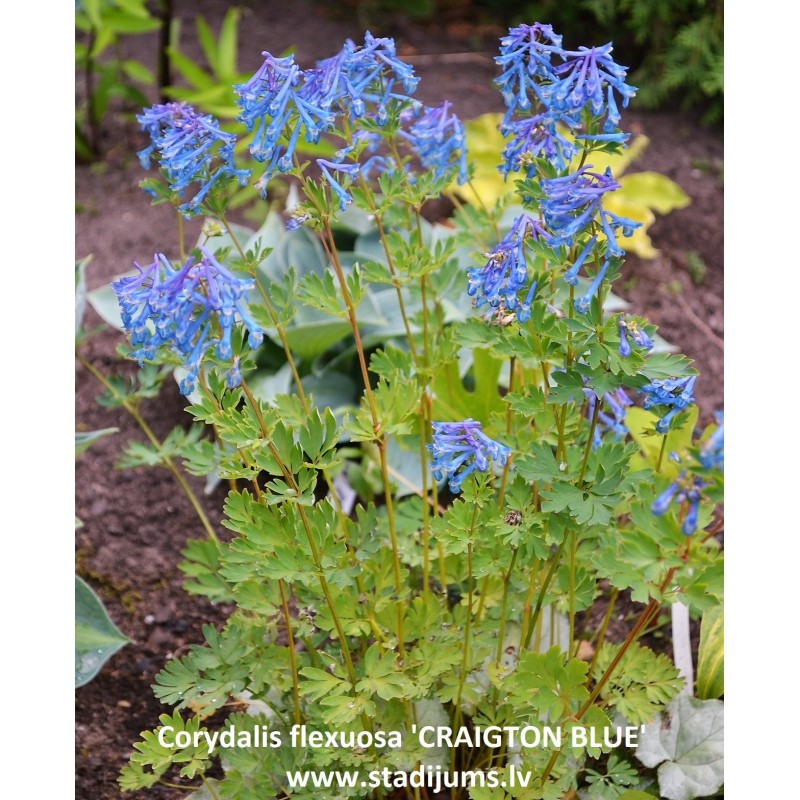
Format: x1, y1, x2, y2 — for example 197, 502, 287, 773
640, 376, 697, 434
428, 420, 511, 493
235, 34, 418, 191
585, 387, 632, 447
563, 235, 598, 286
618, 315, 654, 357
317, 159, 361, 210
652, 472, 706, 535
137, 102, 250, 217
467, 214, 547, 319
113, 248, 264, 395
541, 165, 639, 252
544, 43, 636, 124
400, 101, 468, 184
574, 258, 610, 314
499, 112, 578, 173
698, 411, 724, 470
495, 23, 563, 115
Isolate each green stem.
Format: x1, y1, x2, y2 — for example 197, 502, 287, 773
656, 435, 668, 474
521, 534, 567, 650
278, 577, 303, 726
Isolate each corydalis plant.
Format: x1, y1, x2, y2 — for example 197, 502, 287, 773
100, 22, 724, 800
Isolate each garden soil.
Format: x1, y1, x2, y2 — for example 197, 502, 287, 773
75, 2, 723, 797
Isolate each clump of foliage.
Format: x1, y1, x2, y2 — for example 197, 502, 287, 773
77, 21, 724, 800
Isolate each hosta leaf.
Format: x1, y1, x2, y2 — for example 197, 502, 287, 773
75, 427, 118, 457
696, 605, 723, 699
75, 576, 129, 687
618, 172, 691, 215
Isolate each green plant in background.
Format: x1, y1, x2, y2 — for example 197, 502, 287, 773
453, 113, 691, 260
75, 0, 160, 158
583, 0, 723, 123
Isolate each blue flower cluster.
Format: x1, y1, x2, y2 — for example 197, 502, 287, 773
466, 215, 546, 322
652, 472, 705, 535
540, 167, 633, 255
618, 315, 654, 357
496, 23, 635, 174
113, 247, 264, 395
428, 420, 511, 493
137, 103, 251, 217
641, 376, 697, 434
235, 34, 420, 193
400, 102, 468, 184
698, 411, 724, 470
584, 387, 632, 448
467, 24, 641, 323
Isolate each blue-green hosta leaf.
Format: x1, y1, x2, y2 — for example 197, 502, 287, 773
76, 256, 91, 333
385, 435, 425, 499
87, 281, 126, 330
75, 427, 118, 457
247, 363, 294, 405
635, 695, 724, 800
75, 576, 129, 687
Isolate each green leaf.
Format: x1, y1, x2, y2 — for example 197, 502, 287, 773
217, 8, 240, 78
121, 59, 154, 85
75, 427, 118, 457
592, 643, 684, 725
635, 695, 724, 800
75, 576, 129, 687
696, 605, 723, 699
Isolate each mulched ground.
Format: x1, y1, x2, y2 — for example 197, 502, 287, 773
75, 2, 723, 797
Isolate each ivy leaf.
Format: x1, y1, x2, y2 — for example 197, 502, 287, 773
635, 695, 724, 800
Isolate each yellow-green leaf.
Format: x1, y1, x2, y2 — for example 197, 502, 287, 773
696, 605, 723, 699
603, 193, 658, 259
618, 171, 691, 215
626, 405, 699, 478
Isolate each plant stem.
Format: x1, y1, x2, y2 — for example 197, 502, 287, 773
521, 534, 567, 650
278, 578, 303, 726
77, 354, 219, 543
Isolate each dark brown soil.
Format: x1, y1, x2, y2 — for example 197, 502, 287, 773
75, 3, 723, 798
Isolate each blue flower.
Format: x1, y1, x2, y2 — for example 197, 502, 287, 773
618, 315, 654, 357
400, 101, 468, 184
499, 112, 578, 174
640, 376, 697, 434
698, 411, 724, 470
652, 472, 705, 536
544, 43, 636, 127
113, 248, 264, 395
574, 258, 610, 314
495, 23, 563, 115
428, 420, 511, 493
137, 103, 250, 217
317, 159, 361, 210
467, 214, 546, 320
236, 35, 419, 192
585, 387, 632, 447
541, 165, 639, 253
